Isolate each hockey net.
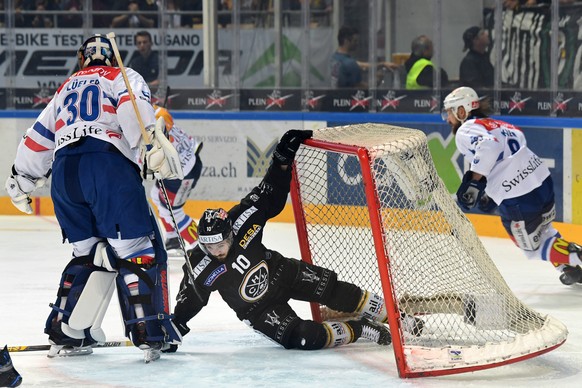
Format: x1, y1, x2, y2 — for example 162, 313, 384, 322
290, 123, 567, 378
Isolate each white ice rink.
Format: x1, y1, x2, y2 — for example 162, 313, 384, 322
1, 215, 581, 388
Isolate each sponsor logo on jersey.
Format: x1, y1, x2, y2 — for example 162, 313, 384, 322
193, 256, 212, 279
204, 264, 227, 286
300, 266, 320, 283
232, 206, 258, 234
239, 224, 262, 249
501, 154, 543, 192
265, 310, 281, 326
56, 124, 104, 147
239, 261, 269, 302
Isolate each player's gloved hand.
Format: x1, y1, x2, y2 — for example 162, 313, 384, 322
141, 117, 184, 181
456, 171, 487, 211
4, 166, 46, 214
273, 129, 313, 165
478, 193, 497, 213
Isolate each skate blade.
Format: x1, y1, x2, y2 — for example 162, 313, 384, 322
47, 345, 93, 358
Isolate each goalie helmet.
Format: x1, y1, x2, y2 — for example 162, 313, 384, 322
443, 86, 479, 123
77, 34, 116, 70
198, 208, 233, 245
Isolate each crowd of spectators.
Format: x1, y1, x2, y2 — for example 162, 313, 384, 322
6, 0, 333, 29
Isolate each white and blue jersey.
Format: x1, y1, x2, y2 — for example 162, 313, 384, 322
455, 117, 550, 205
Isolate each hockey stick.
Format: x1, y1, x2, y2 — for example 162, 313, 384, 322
7, 340, 133, 353
105, 32, 196, 284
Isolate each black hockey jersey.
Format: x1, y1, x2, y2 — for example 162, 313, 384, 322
182, 163, 294, 321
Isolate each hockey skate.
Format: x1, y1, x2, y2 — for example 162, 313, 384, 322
350, 318, 392, 345
401, 314, 424, 337
559, 265, 582, 286
47, 344, 93, 358
46, 321, 95, 358
1, 345, 22, 387
135, 322, 162, 363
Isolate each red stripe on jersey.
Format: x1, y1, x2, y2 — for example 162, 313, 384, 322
118, 95, 132, 106
103, 105, 116, 114
24, 136, 50, 152
475, 118, 521, 132
55, 119, 65, 131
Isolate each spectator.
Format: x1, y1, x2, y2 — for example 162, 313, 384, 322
57, 0, 82, 28
404, 34, 449, 89
129, 30, 159, 89
330, 26, 397, 89
111, 0, 155, 28
30, 0, 54, 28
459, 26, 494, 89
181, 0, 202, 28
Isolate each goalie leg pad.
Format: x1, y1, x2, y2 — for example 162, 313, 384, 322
45, 251, 112, 346
116, 260, 180, 347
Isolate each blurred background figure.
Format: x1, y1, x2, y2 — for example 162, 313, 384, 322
405, 35, 449, 89
151, 105, 203, 255
459, 26, 494, 89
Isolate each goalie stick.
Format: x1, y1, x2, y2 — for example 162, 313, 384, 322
105, 32, 196, 285
7, 340, 133, 353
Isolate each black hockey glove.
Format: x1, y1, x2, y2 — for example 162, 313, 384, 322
272, 130, 313, 165
456, 171, 487, 211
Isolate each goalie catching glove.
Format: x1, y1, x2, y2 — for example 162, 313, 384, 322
141, 117, 184, 181
272, 129, 313, 166
4, 166, 47, 214
456, 171, 488, 211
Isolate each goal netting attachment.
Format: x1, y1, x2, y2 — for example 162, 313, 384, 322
289, 123, 567, 378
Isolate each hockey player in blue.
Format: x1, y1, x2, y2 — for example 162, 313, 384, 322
443, 86, 582, 286
4, 34, 183, 362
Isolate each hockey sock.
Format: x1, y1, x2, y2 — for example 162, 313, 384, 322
0, 345, 22, 388
322, 321, 355, 347
355, 291, 388, 322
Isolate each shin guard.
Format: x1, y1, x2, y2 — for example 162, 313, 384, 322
116, 260, 181, 347
45, 251, 115, 346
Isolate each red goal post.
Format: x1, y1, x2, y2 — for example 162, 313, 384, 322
289, 123, 567, 378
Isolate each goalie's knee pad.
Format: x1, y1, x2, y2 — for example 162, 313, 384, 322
45, 245, 116, 346
116, 260, 180, 347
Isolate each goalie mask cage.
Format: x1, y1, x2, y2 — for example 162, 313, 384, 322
289, 123, 567, 378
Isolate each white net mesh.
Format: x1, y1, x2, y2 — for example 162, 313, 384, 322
292, 123, 567, 375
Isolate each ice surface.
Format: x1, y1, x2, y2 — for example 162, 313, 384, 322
1, 216, 580, 387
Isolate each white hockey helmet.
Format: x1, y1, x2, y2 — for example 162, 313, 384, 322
442, 86, 479, 123
77, 34, 116, 69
